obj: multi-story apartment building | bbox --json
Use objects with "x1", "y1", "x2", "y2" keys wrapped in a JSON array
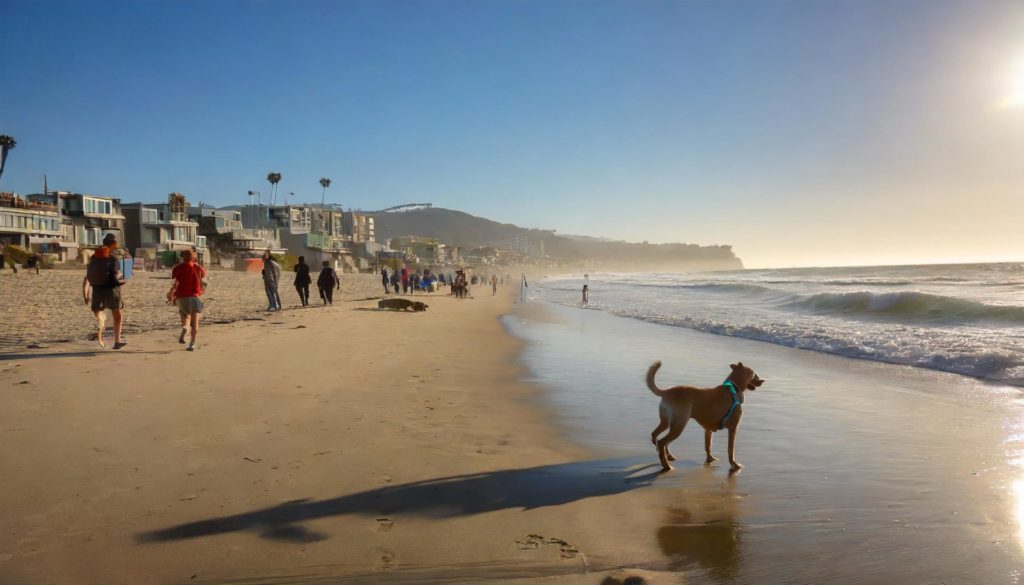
[
  {"x1": 20, "y1": 191, "x2": 125, "y2": 261},
  {"x1": 0, "y1": 192, "x2": 64, "y2": 259},
  {"x1": 122, "y1": 193, "x2": 208, "y2": 266},
  {"x1": 343, "y1": 211, "x2": 375, "y2": 244},
  {"x1": 240, "y1": 203, "x2": 352, "y2": 269},
  {"x1": 389, "y1": 236, "x2": 448, "y2": 264}
]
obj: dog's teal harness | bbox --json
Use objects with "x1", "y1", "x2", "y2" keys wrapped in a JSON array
[{"x1": 719, "y1": 380, "x2": 741, "y2": 429}]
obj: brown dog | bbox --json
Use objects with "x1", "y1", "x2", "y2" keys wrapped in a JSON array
[
  {"x1": 378, "y1": 298, "x2": 428, "y2": 312},
  {"x1": 646, "y1": 361, "x2": 765, "y2": 473}
]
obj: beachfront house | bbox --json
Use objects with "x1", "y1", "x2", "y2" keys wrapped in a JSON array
[
  {"x1": 122, "y1": 193, "x2": 209, "y2": 267},
  {"x1": 190, "y1": 205, "x2": 286, "y2": 269},
  {"x1": 20, "y1": 191, "x2": 126, "y2": 262},
  {"x1": 0, "y1": 192, "x2": 65, "y2": 262},
  {"x1": 389, "y1": 235, "x2": 449, "y2": 265},
  {"x1": 240, "y1": 203, "x2": 355, "y2": 271}
]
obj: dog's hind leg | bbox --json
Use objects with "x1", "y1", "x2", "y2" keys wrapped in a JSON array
[
  {"x1": 657, "y1": 420, "x2": 687, "y2": 472},
  {"x1": 651, "y1": 411, "x2": 669, "y2": 446},
  {"x1": 704, "y1": 429, "x2": 718, "y2": 464}
]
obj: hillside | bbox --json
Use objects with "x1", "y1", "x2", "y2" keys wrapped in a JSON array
[{"x1": 369, "y1": 207, "x2": 743, "y2": 271}]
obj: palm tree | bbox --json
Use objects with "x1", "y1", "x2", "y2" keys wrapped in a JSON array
[
  {"x1": 0, "y1": 135, "x2": 17, "y2": 187},
  {"x1": 319, "y1": 177, "x2": 331, "y2": 232},
  {"x1": 266, "y1": 172, "x2": 282, "y2": 205}
]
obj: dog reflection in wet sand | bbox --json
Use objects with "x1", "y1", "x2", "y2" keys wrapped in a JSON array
[{"x1": 645, "y1": 361, "x2": 765, "y2": 472}]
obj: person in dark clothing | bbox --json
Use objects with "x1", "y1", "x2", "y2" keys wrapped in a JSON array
[
  {"x1": 294, "y1": 256, "x2": 312, "y2": 306},
  {"x1": 381, "y1": 268, "x2": 390, "y2": 294},
  {"x1": 391, "y1": 272, "x2": 400, "y2": 294},
  {"x1": 317, "y1": 260, "x2": 340, "y2": 305}
]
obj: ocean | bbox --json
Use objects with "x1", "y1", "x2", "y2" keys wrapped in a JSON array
[
  {"x1": 532, "y1": 262, "x2": 1024, "y2": 387},
  {"x1": 501, "y1": 264, "x2": 1024, "y2": 582}
]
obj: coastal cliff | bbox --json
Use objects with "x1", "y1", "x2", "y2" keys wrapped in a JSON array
[{"x1": 370, "y1": 207, "x2": 743, "y2": 271}]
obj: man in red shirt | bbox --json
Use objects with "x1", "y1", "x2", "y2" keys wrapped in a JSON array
[{"x1": 167, "y1": 250, "x2": 206, "y2": 351}]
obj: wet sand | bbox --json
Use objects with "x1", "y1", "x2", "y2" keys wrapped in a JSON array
[{"x1": 507, "y1": 302, "x2": 1024, "y2": 584}]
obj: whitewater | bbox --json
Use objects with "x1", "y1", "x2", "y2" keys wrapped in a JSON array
[{"x1": 534, "y1": 263, "x2": 1024, "y2": 387}]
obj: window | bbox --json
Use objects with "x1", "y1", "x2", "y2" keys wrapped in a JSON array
[
  {"x1": 142, "y1": 208, "x2": 158, "y2": 224},
  {"x1": 195, "y1": 236, "x2": 206, "y2": 248},
  {"x1": 84, "y1": 198, "x2": 112, "y2": 215}
]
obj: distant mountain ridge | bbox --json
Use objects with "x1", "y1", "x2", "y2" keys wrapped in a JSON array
[{"x1": 369, "y1": 207, "x2": 742, "y2": 271}]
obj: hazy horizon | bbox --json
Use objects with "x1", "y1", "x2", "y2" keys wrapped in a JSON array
[{"x1": 2, "y1": 0, "x2": 1022, "y2": 269}]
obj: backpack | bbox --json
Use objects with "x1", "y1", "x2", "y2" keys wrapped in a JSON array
[
  {"x1": 317, "y1": 267, "x2": 337, "y2": 288},
  {"x1": 87, "y1": 255, "x2": 117, "y2": 287}
]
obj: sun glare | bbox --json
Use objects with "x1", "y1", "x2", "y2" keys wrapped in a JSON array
[{"x1": 998, "y1": 57, "x2": 1024, "y2": 108}]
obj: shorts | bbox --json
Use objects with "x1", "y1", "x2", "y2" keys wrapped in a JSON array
[
  {"x1": 91, "y1": 286, "x2": 123, "y2": 311},
  {"x1": 176, "y1": 296, "x2": 204, "y2": 317}
]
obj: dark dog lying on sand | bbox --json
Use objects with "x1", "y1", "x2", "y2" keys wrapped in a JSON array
[
  {"x1": 378, "y1": 298, "x2": 428, "y2": 312},
  {"x1": 646, "y1": 361, "x2": 765, "y2": 473}
]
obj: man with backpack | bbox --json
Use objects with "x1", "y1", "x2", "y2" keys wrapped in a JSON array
[
  {"x1": 168, "y1": 249, "x2": 206, "y2": 351},
  {"x1": 82, "y1": 233, "x2": 126, "y2": 349},
  {"x1": 316, "y1": 260, "x2": 340, "y2": 305}
]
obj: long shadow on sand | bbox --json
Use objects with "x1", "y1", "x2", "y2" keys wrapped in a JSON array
[
  {"x1": 0, "y1": 349, "x2": 172, "y2": 361},
  {"x1": 137, "y1": 456, "x2": 671, "y2": 544}
]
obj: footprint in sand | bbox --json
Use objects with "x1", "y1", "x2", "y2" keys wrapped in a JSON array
[
  {"x1": 375, "y1": 517, "x2": 394, "y2": 532},
  {"x1": 377, "y1": 550, "x2": 395, "y2": 569}
]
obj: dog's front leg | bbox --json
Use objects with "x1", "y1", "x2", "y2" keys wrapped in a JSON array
[
  {"x1": 704, "y1": 430, "x2": 717, "y2": 464},
  {"x1": 727, "y1": 427, "x2": 742, "y2": 472}
]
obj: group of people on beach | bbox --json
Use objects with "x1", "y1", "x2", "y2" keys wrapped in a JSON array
[
  {"x1": 261, "y1": 253, "x2": 341, "y2": 309},
  {"x1": 78, "y1": 234, "x2": 520, "y2": 351},
  {"x1": 378, "y1": 267, "x2": 509, "y2": 299},
  {"x1": 80, "y1": 233, "x2": 207, "y2": 351}
]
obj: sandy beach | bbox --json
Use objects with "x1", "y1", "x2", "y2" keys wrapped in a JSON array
[
  {"x1": 0, "y1": 281, "x2": 676, "y2": 584},
  {"x1": 0, "y1": 269, "x2": 383, "y2": 350},
  {"x1": 3, "y1": 271, "x2": 1024, "y2": 584}
]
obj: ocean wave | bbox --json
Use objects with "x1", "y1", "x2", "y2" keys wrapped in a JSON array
[
  {"x1": 787, "y1": 291, "x2": 1024, "y2": 323},
  {"x1": 552, "y1": 302, "x2": 1024, "y2": 386}
]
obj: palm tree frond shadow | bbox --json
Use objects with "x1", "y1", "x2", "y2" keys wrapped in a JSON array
[{"x1": 137, "y1": 457, "x2": 662, "y2": 544}]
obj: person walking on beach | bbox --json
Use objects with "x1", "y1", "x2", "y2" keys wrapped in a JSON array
[
  {"x1": 168, "y1": 249, "x2": 206, "y2": 351},
  {"x1": 391, "y1": 271, "x2": 400, "y2": 294},
  {"x1": 401, "y1": 267, "x2": 409, "y2": 294},
  {"x1": 262, "y1": 252, "x2": 282, "y2": 311},
  {"x1": 82, "y1": 233, "x2": 126, "y2": 349},
  {"x1": 381, "y1": 268, "x2": 390, "y2": 294},
  {"x1": 317, "y1": 260, "x2": 340, "y2": 305},
  {"x1": 294, "y1": 256, "x2": 312, "y2": 306},
  {"x1": 491, "y1": 275, "x2": 498, "y2": 296}
]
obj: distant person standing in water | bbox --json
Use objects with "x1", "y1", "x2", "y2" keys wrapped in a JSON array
[
  {"x1": 168, "y1": 249, "x2": 206, "y2": 351},
  {"x1": 293, "y1": 256, "x2": 312, "y2": 306},
  {"x1": 317, "y1": 260, "x2": 340, "y2": 305},
  {"x1": 582, "y1": 284, "x2": 589, "y2": 306},
  {"x1": 262, "y1": 252, "x2": 282, "y2": 311}
]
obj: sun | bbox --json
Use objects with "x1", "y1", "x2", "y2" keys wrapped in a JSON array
[{"x1": 998, "y1": 57, "x2": 1024, "y2": 108}]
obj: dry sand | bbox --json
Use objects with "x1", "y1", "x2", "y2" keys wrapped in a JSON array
[
  {"x1": 0, "y1": 269, "x2": 382, "y2": 349},
  {"x1": 0, "y1": 282, "x2": 683, "y2": 584}
]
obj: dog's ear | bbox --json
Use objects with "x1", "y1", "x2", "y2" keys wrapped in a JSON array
[
  {"x1": 730, "y1": 363, "x2": 739, "y2": 370},
  {"x1": 737, "y1": 362, "x2": 744, "y2": 369}
]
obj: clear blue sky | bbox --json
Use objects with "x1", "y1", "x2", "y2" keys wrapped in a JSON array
[{"x1": 2, "y1": 0, "x2": 1022, "y2": 267}]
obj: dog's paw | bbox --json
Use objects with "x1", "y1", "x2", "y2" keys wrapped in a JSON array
[
  {"x1": 659, "y1": 464, "x2": 674, "y2": 473},
  {"x1": 705, "y1": 455, "x2": 718, "y2": 464},
  {"x1": 667, "y1": 453, "x2": 677, "y2": 462},
  {"x1": 729, "y1": 462, "x2": 743, "y2": 473}
]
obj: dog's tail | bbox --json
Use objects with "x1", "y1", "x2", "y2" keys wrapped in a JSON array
[{"x1": 646, "y1": 361, "x2": 668, "y2": 397}]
